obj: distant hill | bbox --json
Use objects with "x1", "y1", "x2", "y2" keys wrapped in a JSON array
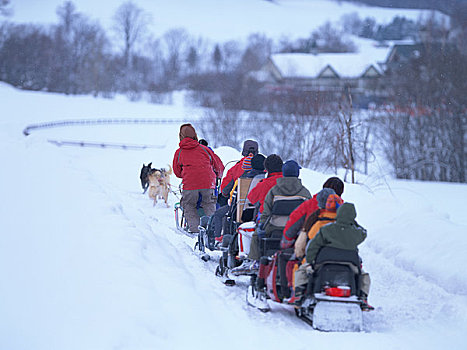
[{"x1": 343, "y1": 0, "x2": 467, "y2": 25}]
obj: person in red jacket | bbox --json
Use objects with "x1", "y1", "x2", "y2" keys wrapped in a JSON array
[
  {"x1": 246, "y1": 154, "x2": 283, "y2": 219},
  {"x1": 173, "y1": 124, "x2": 224, "y2": 233},
  {"x1": 281, "y1": 177, "x2": 344, "y2": 248},
  {"x1": 219, "y1": 140, "x2": 258, "y2": 205}
]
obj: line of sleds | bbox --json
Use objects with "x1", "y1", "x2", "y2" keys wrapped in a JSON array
[{"x1": 173, "y1": 176, "x2": 371, "y2": 332}]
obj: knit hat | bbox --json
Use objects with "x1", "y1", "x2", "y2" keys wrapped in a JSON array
[
  {"x1": 325, "y1": 194, "x2": 344, "y2": 212},
  {"x1": 241, "y1": 140, "x2": 258, "y2": 157},
  {"x1": 317, "y1": 188, "x2": 336, "y2": 209},
  {"x1": 251, "y1": 154, "x2": 266, "y2": 171},
  {"x1": 179, "y1": 123, "x2": 198, "y2": 141},
  {"x1": 242, "y1": 154, "x2": 253, "y2": 171},
  {"x1": 264, "y1": 154, "x2": 283, "y2": 173},
  {"x1": 322, "y1": 177, "x2": 344, "y2": 196},
  {"x1": 282, "y1": 160, "x2": 301, "y2": 177}
]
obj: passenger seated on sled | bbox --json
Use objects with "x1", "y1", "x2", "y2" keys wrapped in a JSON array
[
  {"x1": 246, "y1": 154, "x2": 284, "y2": 222},
  {"x1": 231, "y1": 160, "x2": 311, "y2": 275},
  {"x1": 209, "y1": 153, "x2": 265, "y2": 241},
  {"x1": 254, "y1": 189, "x2": 342, "y2": 303},
  {"x1": 291, "y1": 188, "x2": 342, "y2": 259},
  {"x1": 218, "y1": 140, "x2": 259, "y2": 207},
  {"x1": 281, "y1": 177, "x2": 345, "y2": 250},
  {"x1": 294, "y1": 202, "x2": 372, "y2": 308},
  {"x1": 235, "y1": 153, "x2": 267, "y2": 222}
]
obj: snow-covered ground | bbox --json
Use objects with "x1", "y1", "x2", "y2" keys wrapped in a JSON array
[
  {"x1": 8, "y1": 0, "x2": 437, "y2": 42},
  {"x1": 1, "y1": 82, "x2": 467, "y2": 349}
]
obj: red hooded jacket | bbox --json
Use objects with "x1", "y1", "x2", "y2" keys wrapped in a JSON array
[
  {"x1": 173, "y1": 138, "x2": 224, "y2": 190},
  {"x1": 220, "y1": 156, "x2": 248, "y2": 197},
  {"x1": 246, "y1": 172, "x2": 283, "y2": 213}
]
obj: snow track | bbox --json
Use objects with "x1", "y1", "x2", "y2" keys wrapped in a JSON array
[
  {"x1": 18, "y1": 133, "x2": 465, "y2": 349},
  {"x1": 97, "y1": 172, "x2": 467, "y2": 347}
]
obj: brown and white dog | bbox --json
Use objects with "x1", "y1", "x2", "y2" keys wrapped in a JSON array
[{"x1": 147, "y1": 165, "x2": 173, "y2": 207}]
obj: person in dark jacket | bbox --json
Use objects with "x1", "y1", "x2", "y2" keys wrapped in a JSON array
[
  {"x1": 231, "y1": 160, "x2": 311, "y2": 275},
  {"x1": 172, "y1": 124, "x2": 224, "y2": 233},
  {"x1": 294, "y1": 202, "x2": 371, "y2": 308}
]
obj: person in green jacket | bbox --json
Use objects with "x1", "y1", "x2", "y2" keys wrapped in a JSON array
[
  {"x1": 295, "y1": 202, "x2": 372, "y2": 308},
  {"x1": 306, "y1": 202, "x2": 366, "y2": 263}
]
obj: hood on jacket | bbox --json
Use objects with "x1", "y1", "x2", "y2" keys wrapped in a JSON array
[
  {"x1": 179, "y1": 123, "x2": 198, "y2": 141},
  {"x1": 335, "y1": 202, "x2": 357, "y2": 224},
  {"x1": 179, "y1": 137, "x2": 201, "y2": 149},
  {"x1": 275, "y1": 176, "x2": 304, "y2": 195}
]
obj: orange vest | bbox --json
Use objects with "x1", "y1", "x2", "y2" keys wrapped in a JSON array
[{"x1": 307, "y1": 211, "x2": 337, "y2": 240}]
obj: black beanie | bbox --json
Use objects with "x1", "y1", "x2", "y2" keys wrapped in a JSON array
[
  {"x1": 241, "y1": 140, "x2": 258, "y2": 157},
  {"x1": 251, "y1": 154, "x2": 266, "y2": 171},
  {"x1": 322, "y1": 177, "x2": 344, "y2": 196},
  {"x1": 264, "y1": 154, "x2": 283, "y2": 173}
]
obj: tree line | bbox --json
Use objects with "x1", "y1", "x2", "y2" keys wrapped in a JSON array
[{"x1": 1, "y1": 0, "x2": 465, "y2": 183}]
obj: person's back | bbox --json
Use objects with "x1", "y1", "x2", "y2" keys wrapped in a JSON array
[
  {"x1": 260, "y1": 160, "x2": 311, "y2": 233},
  {"x1": 247, "y1": 154, "x2": 283, "y2": 216},
  {"x1": 175, "y1": 138, "x2": 218, "y2": 190},
  {"x1": 294, "y1": 192, "x2": 343, "y2": 259},
  {"x1": 306, "y1": 202, "x2": 367, "y2": 264},
  {"x1": 260, "y1": 175, "x2": 311, "y2": 235},
  {"x1": 172, "y1": 123, "x2": 224, "y2": 233}
]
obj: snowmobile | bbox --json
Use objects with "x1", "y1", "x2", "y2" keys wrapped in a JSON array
[
  {"x1": 250, "y1": 246, "x2": 370, "y2": 331},
  {"x1": 296, "y1": 246, "x2": 370, "y2": 331}
]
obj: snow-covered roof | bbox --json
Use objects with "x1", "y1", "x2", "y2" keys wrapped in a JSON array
[{"x1": 270, "y1": 44, "x2": 392, "y2": 79}]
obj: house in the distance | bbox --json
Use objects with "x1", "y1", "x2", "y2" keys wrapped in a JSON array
[
  {"x1": 384, "y1": 43, "x2": 424, "y2": 71},
  {"x1": 251, "y1": 43, "x2": 393, "y2": 107}
]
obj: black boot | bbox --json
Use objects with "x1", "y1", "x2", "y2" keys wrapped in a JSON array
[{"x1": 293, "y1": 286, "x2": 306, "y2": 306}]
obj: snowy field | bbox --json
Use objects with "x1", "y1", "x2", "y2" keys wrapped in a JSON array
[
  {"x1": 8, "y1": 0, "x2": 437, "y2": 42},
  {"x1": 1, "y1": 82, "x2": 467, "y2": 349}
]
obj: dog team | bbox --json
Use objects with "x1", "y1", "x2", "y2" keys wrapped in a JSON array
[{"x1": 139, "y1": 162, "x2": 173, "y2": 207}]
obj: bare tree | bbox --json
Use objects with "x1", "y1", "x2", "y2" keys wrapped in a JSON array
[
  {"x1": 0, "y1": 0, "x2": 12, "y2": 17},
  {"x1": 221, "y1": 40, "x2": 241, "y2": 72},
  {"x1": 162, "y1": 28, "x2": 189, "y2": 87},
  {"x1": 112, "y1": 1, "x2": 150, "y2": 68},
  {"x1": 199, "y1": 108, "x2": 246, "y2": 149},
  {"x1": 312, "y1": 21, "x2": 357, "y2": 53},
  {"x1": 380, "y1": 35, "x2": 466, "y2": 182},
  {"x1": 212, "y1": 44, "x2": 222, "y2": 72},
  {"x1": 238, "y1": 33, "x2": 272, "y2": 73},
  {"x1": 332, "y1": 91, "x2": 356, "y2": 182}
]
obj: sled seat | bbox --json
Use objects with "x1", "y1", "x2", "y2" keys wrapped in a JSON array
[
  {"x1": 312, "y1": 247, "x2": 361, "y2": 295},
  {"x1": 236, "y1": 178, "x2": 253, "y2": 223}
]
